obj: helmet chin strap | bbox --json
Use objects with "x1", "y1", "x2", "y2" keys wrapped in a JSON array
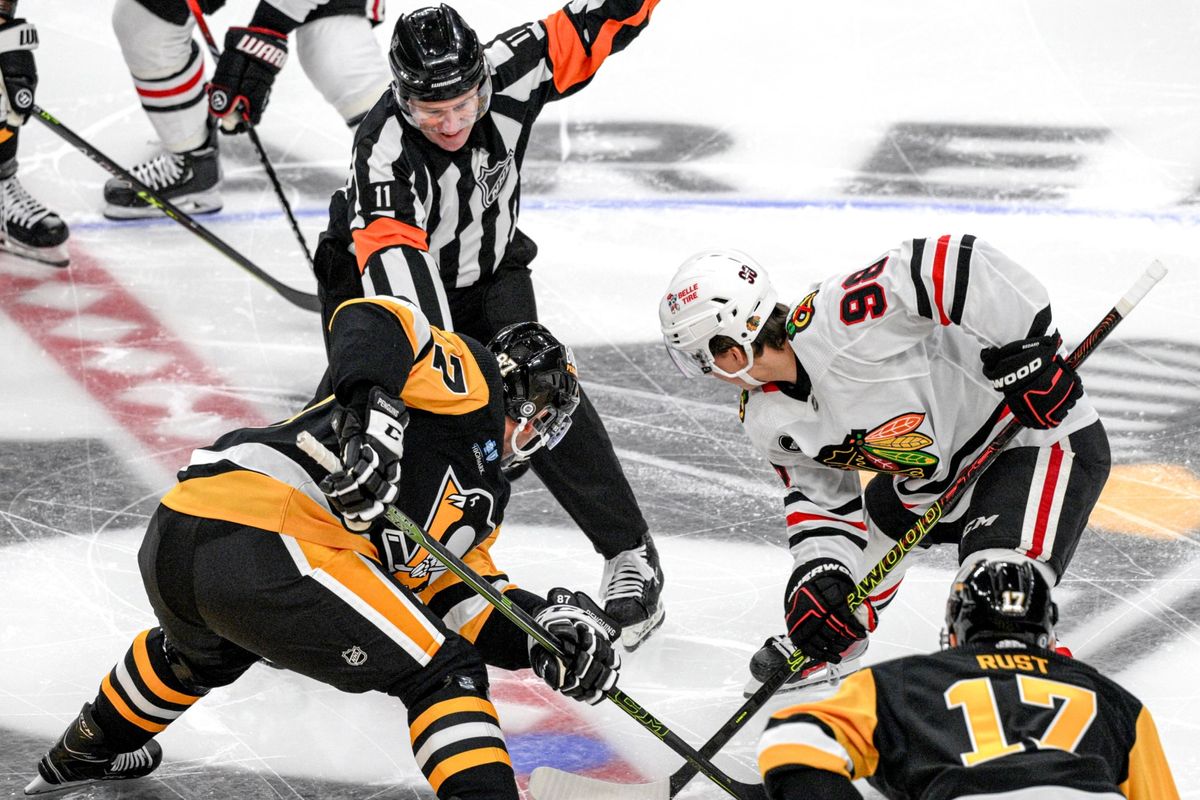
[
  {"x1": 503, "y1": 416, "x2": 544, "y2": 466},
  {"x1": 709, "y1": 344, "x2": 766, "y2": 386}
]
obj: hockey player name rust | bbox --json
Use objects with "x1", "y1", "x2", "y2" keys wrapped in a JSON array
[{"x1": 976, "y1": 653, "x2": 1051, "y2": 674}]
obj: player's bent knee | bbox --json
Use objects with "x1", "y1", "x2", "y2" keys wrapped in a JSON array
[
  {"x1": 112, "y1": 0, "x2": 198, "y2": 76},
  {"x1": 295, "y1": 15, "x2": 389, "y2": 124}
]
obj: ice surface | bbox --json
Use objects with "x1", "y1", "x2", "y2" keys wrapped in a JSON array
[{"x1": 2, "y1": 1, "x2": 1198, "y2": 798}]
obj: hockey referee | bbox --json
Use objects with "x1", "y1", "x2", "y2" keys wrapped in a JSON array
[{"x1": 314, "y1": 2, "x2": 666, "y2": 649}]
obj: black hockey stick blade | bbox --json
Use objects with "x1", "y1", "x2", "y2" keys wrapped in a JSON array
[{"x1": 31, "y1": 105, "x2": 320, "y2": 312}]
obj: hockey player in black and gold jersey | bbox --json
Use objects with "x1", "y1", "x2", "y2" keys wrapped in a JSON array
[
  {"x1": 24, "y1": 297, "x2": 621, "y2": 800},
  {"x1": 757, "y1": 559, "x2": 1179, "y2": 800},
  {"x1": 316, "y1": 0, "x2": 668, "y2": 649}
]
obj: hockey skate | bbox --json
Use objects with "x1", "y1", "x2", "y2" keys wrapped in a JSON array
[
  {"x1": 742, "y1": 634, "x2": 869, "y2": 698},
  {"x1": 24, "y1": 703, "x2": 163, "y2": 795},
  {"x1": 0, "y1": 165, "x2": 69, "y2": 267},
  {"x1": 600, "y1": 533, "x2": 665, "y2": 651},
  {"x1": 104, "y1": 135, "x2": 221, "y2": 220}
]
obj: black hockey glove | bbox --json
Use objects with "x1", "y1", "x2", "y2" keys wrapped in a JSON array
[
  {"x1": 0, "y1": 18, "x2": 38, "y2": 126},
  {"x1": 784, "y1": 559, "x2": 876, "y2": 664},
  {"x1": 980, "y1": 335, "x2": 1082, "y2": 430},
  {"x1": 529, "y1": 588, "x2": 622, "y2": 705},
  {"x1": 207, "y1": 26, "x2": 287, "y2": 133},
  {"x1": 319, "y1": 387, "x2": 408, "y2": 528}
]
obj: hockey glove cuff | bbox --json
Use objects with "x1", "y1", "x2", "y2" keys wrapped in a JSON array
[
  {"x1": 784, "y1": 559, "x2": 876, "y2": 664},
  {"x1": 529, "y1": 588, "x2": 621, "y2": 705},
  {"x1": 319, "y1": 387, "x2": 407, "y2": 526},
  {"x1": 0, "y1": 19, "x2": 37, "y2": 126},
  {"x1": 207, "y1": 26, "x2": 287, "y2": 132},
  {"x1": 981, "y1": 334, "x2": 1082, "y2": 429}
]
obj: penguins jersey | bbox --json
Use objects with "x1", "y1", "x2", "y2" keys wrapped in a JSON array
[
  {"x1": 322, "y1": 0, "x2": 662, "y2": 329},
  {"x1": 159, "y1": 296, "x2": 517, "y2": 645},
  {"x1": 740, "y1": 235, "x2": 1099, "y2": 573},
  {"x1": 757, "y1": 644, "x2": 1179, "y2": 800}
]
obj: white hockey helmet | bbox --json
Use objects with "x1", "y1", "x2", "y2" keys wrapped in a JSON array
[{"x1": 658, "y1": 249, "x2": 778, "y2": 384}]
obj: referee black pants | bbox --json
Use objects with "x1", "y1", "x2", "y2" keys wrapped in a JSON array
[{"x1": 447, "y1": 251, "x2": 649, "y2": 559}]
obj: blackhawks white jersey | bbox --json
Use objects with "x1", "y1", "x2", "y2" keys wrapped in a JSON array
[{"x1": 741, "y1": 235, "x2": 1098, "y2": 572}]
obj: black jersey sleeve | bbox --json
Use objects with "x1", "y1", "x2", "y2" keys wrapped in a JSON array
[{"x1": 328, "y1": 298, "x2": 424, "y2": 408}]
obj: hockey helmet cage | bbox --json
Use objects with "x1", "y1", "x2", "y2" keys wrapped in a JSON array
[
  {"x1": 943, "y1": 559, "x2": 1058, "y2": 650},
  {"x1": 488, "y1": 322, "x2": 581, "y2": 465},
  {"x1": 389, "y1": 5, "x2": 491, "y2": 121},
  {"x1": 658, "y1": 249, "x2": 778, "y2": 382}
]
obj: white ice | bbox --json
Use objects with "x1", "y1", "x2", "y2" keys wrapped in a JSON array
[{"x1": 2, "y1": 1, "x2": 1199, "y2": 798}]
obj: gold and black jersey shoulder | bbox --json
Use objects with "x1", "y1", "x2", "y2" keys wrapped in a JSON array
[
  {"x1": 866, "y1": 645, "x2": 1159, "y2": 798},
  {"x1": 328, "y1": 296, "x2": 496, "y2": 417},
  {"x1": 760, "y1": 645, "x2": 1178, "y2": 799}
]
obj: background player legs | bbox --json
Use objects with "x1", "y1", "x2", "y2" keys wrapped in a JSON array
[
  {"x1": 105, "y1": 0, "x2": 220, "y2": 218},
  {"x1": 294, "y1": 14, "x2": 389, "y2": 127},
  {"x1": 0, "y1": 127, "x2": 69, "y2": 263}
]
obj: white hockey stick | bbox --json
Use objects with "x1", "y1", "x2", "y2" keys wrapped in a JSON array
[{"x1": 528, "y1": 260, "x2": 1168, "y2": 800}]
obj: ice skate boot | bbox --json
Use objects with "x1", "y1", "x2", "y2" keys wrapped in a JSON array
[
  {"x1": 0, "y1": 160, "x2": 69, "y2": 267},
  {"x1": 24, "y1": 703, "x2": 162, "y2": 795},
  {"x1": 743, "y1": 634, "x2": 869, "y2": 698},
  {"x1": 601, "y1": 533, "x2": 665, "y2": 651},
  {"x1": 104, "y1": 129, "x2": 221, "y2": 219}
]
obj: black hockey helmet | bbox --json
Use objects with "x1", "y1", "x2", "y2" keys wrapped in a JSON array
[
  {"x1": 389, "y1": 5, "x2": 489, "y2": 104},
  {"x1": 487, "y1": 322, "x2": 581, "y2": 464},
  {"x1": 944, "y1": 559, "x2": 1058, "y2": 649}
]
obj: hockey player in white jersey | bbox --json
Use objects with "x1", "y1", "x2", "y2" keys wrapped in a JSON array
[
  {"x1": 103, "y1": 0, "x2": 390, "y2": 218},
  {"x1": 658, "y1": 237, "x2": 1110, "y2": 693}
]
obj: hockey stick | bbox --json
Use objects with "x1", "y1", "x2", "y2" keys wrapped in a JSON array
[
  {"x1": 294, "y1": 431, "x2": 767, "y2": 800},
  {"x1": 31, "y1": 105, "x2": 320, "y2": 312},
  {"x1": 185, "y1": 0, "x2": 315, "y2": 271},
  {"x1": 529, "y1": 260, "x2": 1169, "y2": 800}
]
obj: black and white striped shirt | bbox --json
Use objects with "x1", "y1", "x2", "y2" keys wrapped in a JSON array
[{"x1": 320, "y1": 0, "x2": 662, "y2": 329}]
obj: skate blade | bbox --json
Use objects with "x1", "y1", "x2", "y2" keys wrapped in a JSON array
[
  {"x1": 0, "y1": 239, "x2": 68, "y2": 268},
  {"x1": 103, "y1": 192, "x2": 222, "y2": 220},
  {"x1": 24, "y1": 773, "x2": 86, "y2": 795},
  {"x1": 741, "y1": 659, "x2": 865, "y2": 698},
  {"x1": 619, "y1": 604, "x2": 665, "y2": 652}
]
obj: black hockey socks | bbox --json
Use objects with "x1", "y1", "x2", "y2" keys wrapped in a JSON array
[
  {"x1": 88, "y1": 628, "x2": 207, "y2": 753},
  {"x1": 406, "y1": 675, "x2": 518, "y2": 800}
]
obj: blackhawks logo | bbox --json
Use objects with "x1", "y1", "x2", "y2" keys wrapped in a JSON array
[
  {"x1": 816, "y1": 412, "x2": 939, "y2": 478},
  {"x1": 786, "y1": 291, "x2": 818, "y2": 337}
]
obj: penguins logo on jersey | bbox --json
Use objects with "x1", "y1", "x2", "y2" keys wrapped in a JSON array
[
  {"x1": 378, "y1": 466, "x2": 497, "y2": 591},
  {"x1": 816, "y1": 412, "x2": 939, "y2": 478},
  {"x1": 786, "y1": 291, "x2": 819, "y2": 337},
  {"x1": 477, "y1": 149, "x2": 515, "y2": 208}
]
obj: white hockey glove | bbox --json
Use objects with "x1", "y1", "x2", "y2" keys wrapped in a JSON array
[
  {"x1": 0, "y1": 18, "x2": 38, "y2": 126},
  {"x1": 319, "y1": 387, "x2": 407, "y2": 528},
  {"x1": 529, "y1": 588, "x2": 621, "y2": 705}
]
